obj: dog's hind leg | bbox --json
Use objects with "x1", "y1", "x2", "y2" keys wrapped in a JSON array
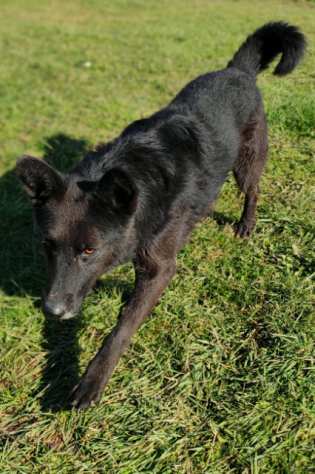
[{"x1": 233, "y1": 106, "x2": 268, "y2": 238}]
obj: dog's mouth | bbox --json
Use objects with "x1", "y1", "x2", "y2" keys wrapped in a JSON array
[
  {"x1": 42, "y1": 298, "x2": 81, "y2": 320},
  {"x1": 59, "y1": 311, "x2": 77, "y2": 321},
  {"x1": 42, "y1": 289, "x2": 84, "y2": 320}
]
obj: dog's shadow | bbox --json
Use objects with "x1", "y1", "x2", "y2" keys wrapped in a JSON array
[{"x1": 0, "y1": 133, "x2": 132, "y2": 411}]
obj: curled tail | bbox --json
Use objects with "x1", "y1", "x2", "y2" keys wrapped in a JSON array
[{"x1": 228, "y1": 22, "x2": 306, "y2": 76}]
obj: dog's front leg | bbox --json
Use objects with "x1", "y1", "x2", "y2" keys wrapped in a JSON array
[{"x1": 71, "y1": 255, "x2": 176, "y2": 409}]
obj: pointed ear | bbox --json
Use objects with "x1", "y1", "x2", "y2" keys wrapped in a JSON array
[
  {"x1": 78, "y1": 167, "x2": 138, "y2": 214},
  {"x1": 15, "y1": 155, "x2": 65, "y2": 205}
]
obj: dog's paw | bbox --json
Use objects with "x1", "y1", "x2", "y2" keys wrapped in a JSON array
[
  {"x1": 70, "y1": 376, "x2": 103, "y2": 410},
  {"x1": 234, "y1": 220, "x2": 255, "y2": 239}
]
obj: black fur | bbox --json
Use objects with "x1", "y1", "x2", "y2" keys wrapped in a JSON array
[
  {"x1": 228, "y1": 21, "x2": 306, "y2": 76},
  {"x1": 16, "y1": 22, "x2": 306, "y2": 408}
]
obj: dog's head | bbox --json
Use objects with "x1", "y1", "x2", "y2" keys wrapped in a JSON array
[{"x1": 16, "y1": 156, "x2": 138, "y2": 319}]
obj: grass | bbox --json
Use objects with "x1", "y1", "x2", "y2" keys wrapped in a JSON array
[{"x1": 0, "y1": 0, "x2": 314, "y2": 472}]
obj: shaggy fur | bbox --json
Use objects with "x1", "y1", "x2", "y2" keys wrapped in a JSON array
[{"x1": 16, "y1": 22, "x2": 306, "y2": 408}]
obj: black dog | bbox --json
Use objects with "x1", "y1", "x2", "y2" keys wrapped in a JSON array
[{"x1": 16, "y1": 22, "x2": 306, "y2": 409}]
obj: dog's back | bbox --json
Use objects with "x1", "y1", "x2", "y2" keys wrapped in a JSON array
[{"x1": 75, "y1": 22, "x2": 306, "y2": 237}]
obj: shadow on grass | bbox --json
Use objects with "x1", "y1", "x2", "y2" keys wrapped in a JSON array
[
  {"x1": 212, "y1": 210, "x2": 236, "y2": 228},
  {"x1": 38, "y1": 314, "x2": 84, "y2": 412}
]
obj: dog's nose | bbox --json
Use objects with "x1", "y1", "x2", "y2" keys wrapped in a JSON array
[{"x1": 43, "y1": 300, "x2": 66, "y2": 317}]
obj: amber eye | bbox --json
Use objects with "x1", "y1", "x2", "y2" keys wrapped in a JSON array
[{"x1": 82, "y1": 247, "x2": 95, "y2": 255}]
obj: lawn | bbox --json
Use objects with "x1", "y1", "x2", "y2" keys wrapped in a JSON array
[{"x1": 0, "y1": 0, "x2": 314, "y2": 472}]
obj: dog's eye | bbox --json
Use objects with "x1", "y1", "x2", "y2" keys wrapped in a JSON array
[{"x1": 82, "y1": 247, "x2": 95, "y2": 256}]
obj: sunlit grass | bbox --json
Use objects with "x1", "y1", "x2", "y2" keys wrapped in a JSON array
[{"x1": 0, "y1": 0, "x2": 314, "y2": 472}]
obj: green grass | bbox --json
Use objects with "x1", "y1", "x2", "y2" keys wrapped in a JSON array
[{"x1": 0, "y1": 0, "x2": 314, "y2": 472}]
